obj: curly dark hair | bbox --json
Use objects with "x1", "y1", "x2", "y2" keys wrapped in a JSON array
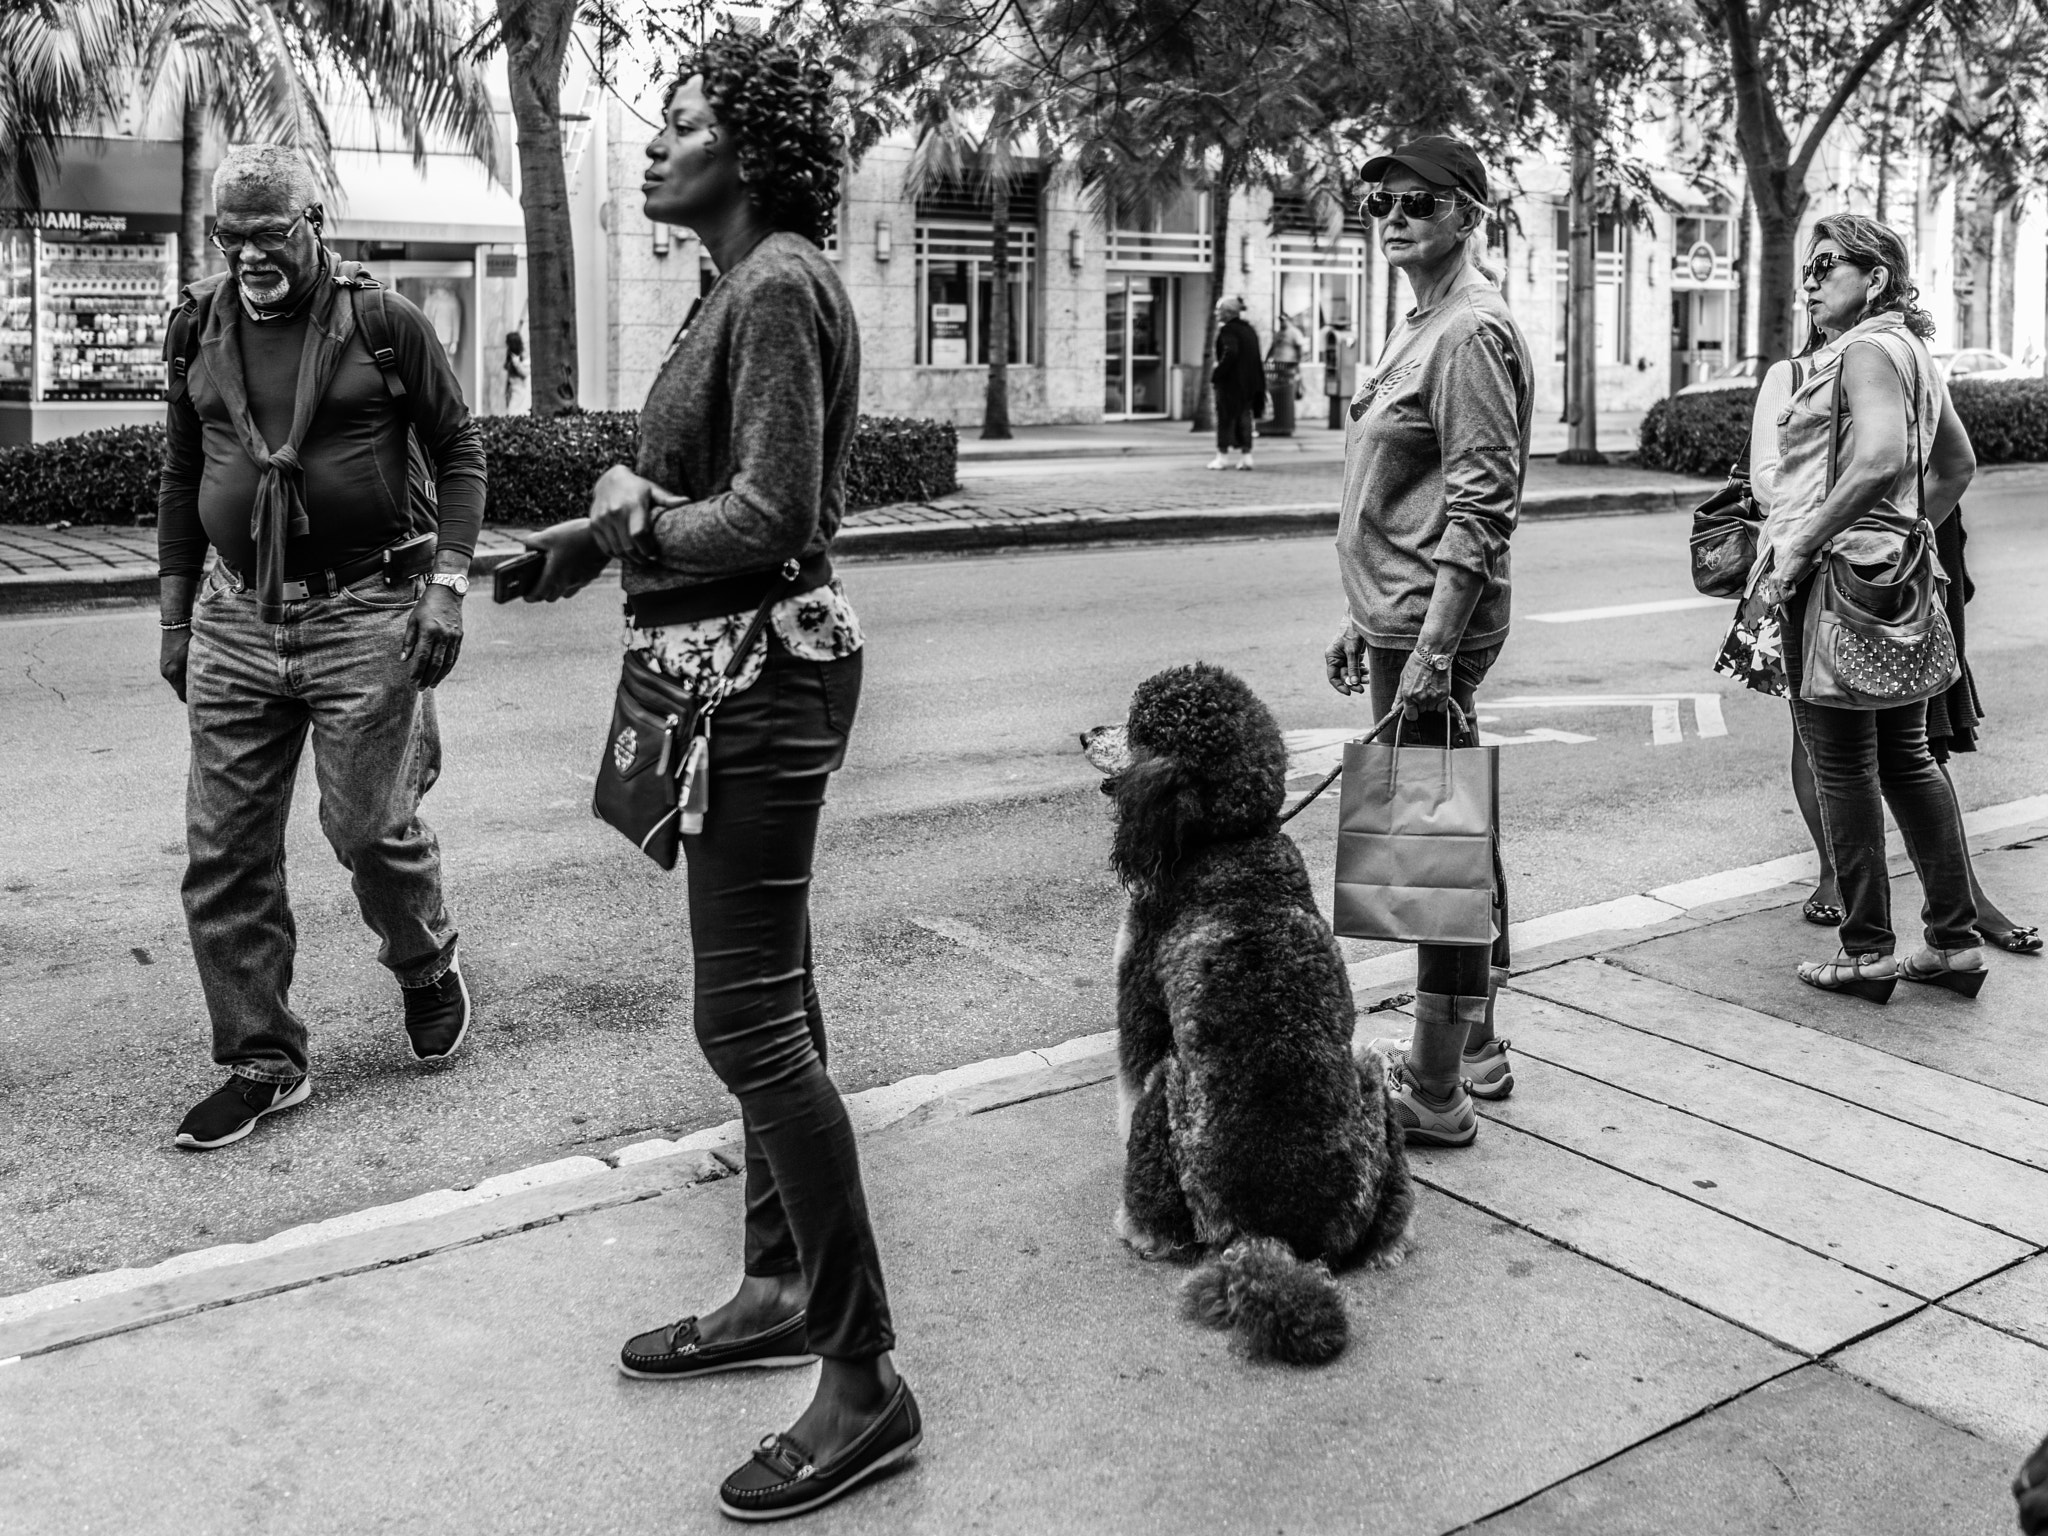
[
  {"x1": 673, "y1": 30, "x2": 842, "y2": 245},
  {"x1": 1809, "y1": 212, "x2": 1937, "y2": 342}
]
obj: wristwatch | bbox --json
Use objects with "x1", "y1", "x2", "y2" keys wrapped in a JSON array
[
  {"x1": 1413, "y1": 645, "x2": 1454, "y2": 673},
  {"x1": 427, "y1": 572, "x2": 470, "y2": 598}
]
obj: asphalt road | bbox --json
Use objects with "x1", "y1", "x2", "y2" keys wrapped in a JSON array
[{"x1": 3, "y1": 468, "x2": 2045, "y2": 1297}]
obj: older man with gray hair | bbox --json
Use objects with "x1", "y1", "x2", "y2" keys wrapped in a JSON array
[{"x1": 157, "y1": 144, "x2": 488, "y2": 1149}]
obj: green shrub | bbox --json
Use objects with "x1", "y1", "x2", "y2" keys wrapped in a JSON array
[
  {"x1": 0, "y1": 425, "x2": 162, "y2": 525},
  {"x1": 1637, "y1": 374, "x2": 2048, "y2": 475},
  {"x1": 1636, "y1": 390, "x2": 1756, "y2": 477},
  {"x1": 0, "y1": 410, "x2": 959, "y2": 526},
  {"x1": 1949, "y1": 377, "x2": 2048, "y2": 462}
]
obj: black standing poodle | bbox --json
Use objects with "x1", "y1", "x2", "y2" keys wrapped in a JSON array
[{"x1": 1092, "y1": 662, "x2": 1413, "y2": 1365}]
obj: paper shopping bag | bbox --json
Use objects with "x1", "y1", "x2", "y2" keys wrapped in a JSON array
[{"x1": 1333, "y1": 718, "x2": 1499, "y2": 946}]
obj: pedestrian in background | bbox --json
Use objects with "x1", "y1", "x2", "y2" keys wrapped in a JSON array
[
  {"x1": 1327, "y1": 136, "x2": 1532, "y2": 1147},
  {"x1": 520, "y1": 29, "x2": 917, "y2": 1522},
  {"x1": 157, "y1": 145, "x2": 484, "y2": 1151},
  {"x1": 1751, "y1": 214, "x2": 1985, "y2": 1004},
  {"x1": 1208, "y1": 295, "x2": 1266, "y2": 470},
  {"x1": 1265, "y1": 313, "x2": 1305, "y2": 438}
]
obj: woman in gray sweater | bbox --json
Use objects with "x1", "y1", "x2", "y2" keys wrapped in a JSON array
[
  {"x1": 524, "y1": 32, "x2": 917, "y2": 1520},
  {"x1": 1332, "y1": 137, "x2": 1532, "y2": 1151}
]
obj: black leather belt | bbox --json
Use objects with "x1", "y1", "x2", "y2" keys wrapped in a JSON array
[
  {"x1": 623, "y1": 549, "x2": 833, "y2": 628},
  {"x1": 224, "y1": 535, "x2": 435, "y2": 601}
]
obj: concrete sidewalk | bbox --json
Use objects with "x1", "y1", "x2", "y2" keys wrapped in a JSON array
[{"x1": 4, "y1": 829, "x2": 2043, "y2": 1534}]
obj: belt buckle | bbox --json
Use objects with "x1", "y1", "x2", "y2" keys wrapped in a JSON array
[{"x1": 281, "y1": 577, "x2": 311, "y2": 601}]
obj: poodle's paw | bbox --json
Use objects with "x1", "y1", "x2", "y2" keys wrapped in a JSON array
[
  {"x1": 1115, "y1": 1201, "x2": 1190, "y2": 1262},
  {"x1": 1361, "y1": 1233, "x2": 1413, "y2": 1271}
]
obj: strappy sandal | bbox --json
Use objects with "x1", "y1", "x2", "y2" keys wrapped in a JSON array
[
  {"x1": 1795, "y1": 951, "x2": 1895, "y2": 1005},
  {"x1": 1977, "y1": 923, "x2": 2043, "y2": 955},
  {"x1": 1897, "y1": 945, "x2": 1990, "y2": 998},
  {"x1": 1802, "y1": 897, "x2": 1845, "y2": 927}
]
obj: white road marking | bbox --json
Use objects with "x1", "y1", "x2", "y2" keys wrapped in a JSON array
[
  {"x1": 906, "y1": 913, "x2": 1074, "y2": 990},
  {"x1": 9, "y1": 793, "x2": 2044, "y2": 1332},
  {"x1": 1486, "y1": 694, "x2": 1731, "y2": 746},
  {"x1": 1526, "y1": 596, "x2": 1726, "y2": 624}
]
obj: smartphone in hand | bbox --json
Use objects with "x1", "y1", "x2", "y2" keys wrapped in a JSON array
[{"x1": 492, "y1": 549, "x2": 546, "y2": 604}]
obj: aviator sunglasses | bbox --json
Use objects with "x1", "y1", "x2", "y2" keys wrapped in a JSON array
[{"x1": 1361, "y1": 187, "x2": 1469, "y2": 221}]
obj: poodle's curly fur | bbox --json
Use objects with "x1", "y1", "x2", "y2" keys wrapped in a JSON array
[{"x1": 1108, "y1": 663, "x2": 1414, "y2": 1366}]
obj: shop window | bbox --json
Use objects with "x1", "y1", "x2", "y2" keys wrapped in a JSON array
[
  {"x1": 1674, "y1": 215, "x2": 1733, "y2": 258},
  {"x1": 1, "y1": 226, "x2": 177, "y2": 402},
  {"x1": 915, "y1": 226, "x2": 1036, "y2": 367},
  {"x1": 1551, "y1": 205, "x2": 1629, "y2": 365}
]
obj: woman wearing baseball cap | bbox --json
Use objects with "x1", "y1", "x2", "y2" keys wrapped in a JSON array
[{"x1": 1334, "y1": 136, "x2": 1533, "y2": 1150}]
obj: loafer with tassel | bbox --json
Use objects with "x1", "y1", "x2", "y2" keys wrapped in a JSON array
[
  {"x1": 617, "y1": 1312, "x2": 815, "y2": 1380},
  {"x1": 717, "y1": 1377, "x2": 922, "y2": 1521}
]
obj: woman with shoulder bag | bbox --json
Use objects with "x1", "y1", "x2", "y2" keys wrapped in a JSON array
[
  {"x1": 521, "y1": 31, "x2": 917, "y2": 1520},
  {"x1": 1326, "y1": 137, "x2": 1533, "y2": 1147},
  {"x1": 1750, "y1": 214, "x2": 1984, "y2": 1003}
]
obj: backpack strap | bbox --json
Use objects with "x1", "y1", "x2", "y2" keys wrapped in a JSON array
[
  {"x1": 161, "y1": 273, "x2": 231, "y2": 406},
  {"x1": 337, "y1": 266, "x2": 406, "y2": 402}
]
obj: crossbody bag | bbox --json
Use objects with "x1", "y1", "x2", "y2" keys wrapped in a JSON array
[{"x1": 592, "y1": 557, "x2": 806, "y2": 869}]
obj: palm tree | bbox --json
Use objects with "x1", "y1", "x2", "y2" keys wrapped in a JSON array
[{"x1": 2, "y1": 0, "x2": 500, "y2": 290}]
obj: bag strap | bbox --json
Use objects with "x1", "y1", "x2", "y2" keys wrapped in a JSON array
[
  {"x1": 1277, "y1": 701, "x2": 1473, "y2": 826},
  {"x1": 690, "y1": 558, "x2": 808, "y2": 727}
]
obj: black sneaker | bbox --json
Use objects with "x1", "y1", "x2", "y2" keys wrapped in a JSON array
[
  {"x1": 618, "y1": 1312, "x2": 815, "y2": 1380},
  {"x1": 717, "y1": 1377, "x2": 922, "y2": 1521},
  {"x1": 403, "y1": 950, "x2": 472, "y2": 1061},
  {"x1": 174, "y1": 1074, "x2": 311, "y2": 1150}
]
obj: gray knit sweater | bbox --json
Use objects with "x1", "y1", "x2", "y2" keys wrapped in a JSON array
[{"x1": 626, "y1": 232, "x2": 859, "y2": 597}]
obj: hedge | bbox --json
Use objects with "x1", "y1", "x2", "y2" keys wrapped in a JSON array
[
  {"x1": 0, "y1": 410, "x2": 960, "y2": 527},
  {"x1": 1637, "y1": 374, "x2": 2048, "y2": 475}
]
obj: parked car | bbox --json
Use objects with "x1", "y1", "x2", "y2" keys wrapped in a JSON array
[
  {"x1": 1932, "y1": 348, "x2": 2039, "y2": 384},
  {"x1": 1675, "y1": 356, "x2": 1763, "y2": 395}
]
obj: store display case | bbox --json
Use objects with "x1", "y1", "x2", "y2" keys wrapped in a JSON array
[
  {"x1": 34, "y1": 231, "x2": 176, "y2": 401},
  {"x1": 0, "y1": 229, "x2": 32, "y2": 401}
]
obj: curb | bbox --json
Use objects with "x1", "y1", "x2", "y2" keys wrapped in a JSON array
[{"x1": 0, "y1": 486, "x2": 1716, "y2": 608}]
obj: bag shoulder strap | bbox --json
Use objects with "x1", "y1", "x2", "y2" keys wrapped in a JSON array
[
  {"x1": 162, "y1": 274, "x2": 231, "y2": 405},
  {"x1": 339, "y1": 273, "x2": 406, "y2": 401},
  {"x1": 695, "y1": 559, "x2": 810, "y2": 723}
]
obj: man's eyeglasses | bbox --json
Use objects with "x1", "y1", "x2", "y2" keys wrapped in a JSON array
[
  {"x1": 1801, "y1": 251, "x2": 1861, "y2": 284},
  {"x1": 1361, "y1": 188, "x2": 1469, "y2": 221},
  {"x1": 210, "y1": 211, "x2": 312, "y2": 256}
]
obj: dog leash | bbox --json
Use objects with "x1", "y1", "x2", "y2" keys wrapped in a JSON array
[{"x1": 1277, "y1": 704, "x2": 1470, "y2": 826}]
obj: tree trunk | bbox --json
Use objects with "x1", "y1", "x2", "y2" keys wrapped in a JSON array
[
  {"x1": 1744, "y1": 182, "x2": 1810, "y2": 368},
  {"x1": 1994, "y1": 197, "x2": 2018, "y2": 355},
  {"x1": 1953, "y1": 168, "x2": 1995, "y2": 349},
  {"x1": 1193, "y1": 157, "x2": 1237, "y2": 434},
  {"x1": 982, "y1": 193, "x2": 1012, "y2": 439},
  {"x1": 179, "y1": 92, "x2": 208, "y2": 291},
  {"x1": 501, "y1": 0, "x2": 578, "y2": 416},
  {"x1": 1559, "y1": 25, "x2": 1604, "y2": 465},
  {"x1": 1733, "y1": 185, "x2": 1752, "y2": 360}
]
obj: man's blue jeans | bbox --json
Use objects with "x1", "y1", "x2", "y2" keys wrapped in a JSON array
[{"x1": 183, "y1": 561, "x2": 458, "y2": 1083}]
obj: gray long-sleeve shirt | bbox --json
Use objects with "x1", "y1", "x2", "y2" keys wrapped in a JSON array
[
  {"x1": 627, "y1": 232, "x2": 858, "y2": 596},
  {"x1": 1335, "y1": 279, "x2": 1531, "y2": 649}
]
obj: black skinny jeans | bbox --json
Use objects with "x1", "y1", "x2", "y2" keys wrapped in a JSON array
[
  {"x1": 680, "y1": 635, "x2": 893, "y2": 1361},
  {"x1": 1783, "y1": 575, "x2": 1976, "y2": 956},
  {"x1": 1367, "y1": 644, "x2": 1511, "y2": 996}
]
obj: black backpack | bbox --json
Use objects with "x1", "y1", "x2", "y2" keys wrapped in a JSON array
[{"x1": 164, "y1": 261, "x2": 439, "y2": 534}]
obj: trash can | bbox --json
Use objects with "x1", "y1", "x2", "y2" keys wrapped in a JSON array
[{"x1": 1265, "y1": 364, "x2": 1297, "y2": 436}]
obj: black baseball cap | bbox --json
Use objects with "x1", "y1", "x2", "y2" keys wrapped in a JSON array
[{"x1": 1359, "y1": 136, "x2": 1490, "y2": 203}]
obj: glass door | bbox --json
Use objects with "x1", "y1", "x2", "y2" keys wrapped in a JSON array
[{"x1": 1104, "y1": 273, "x2": 1173, "y2": 418}]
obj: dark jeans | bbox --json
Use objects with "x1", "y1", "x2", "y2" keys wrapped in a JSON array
[
  {"x1": 681, "y1": 636, "x2": 893, "y2": 1362},
  {"x1": 1367, "y1": 644, "x2": 1510, "y2": 996},
  {"x1": 184, "y1": 561, "x2": 457, "y2": 1083},
  {"x1": 1784, "y1": 576, "x2": 1976, "y2": 955},
  {"x1": 1215, "y1": 393, "x2": 1255, "y2": 452}
]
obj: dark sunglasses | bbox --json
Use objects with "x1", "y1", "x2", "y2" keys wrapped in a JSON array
[
  {"x1": 1801, "y1": 251, "x2": 1862, "y2": 284},
  {"x1": 210, "y1": 209, "x2": 314, "y2": 256},
  {"x1": 1362, "y1": 188, "x2": 1468, "y2": 221}
]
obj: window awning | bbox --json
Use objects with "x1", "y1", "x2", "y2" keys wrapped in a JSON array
[{"x1": 324, "y1": 151, "x2": 523, "y2": 244}]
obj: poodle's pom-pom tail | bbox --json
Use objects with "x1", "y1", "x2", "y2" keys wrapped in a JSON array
[{"x1": 1180, "y1": 1237, "x2": 1349, "y2": 1366}]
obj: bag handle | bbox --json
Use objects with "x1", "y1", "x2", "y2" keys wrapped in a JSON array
[
  {"x1": 687, "y1": 557, "x2": 806, "y2": 734},
  {"x1": 1276, "y1": 700, "x2": 1477, "y2": 827}
]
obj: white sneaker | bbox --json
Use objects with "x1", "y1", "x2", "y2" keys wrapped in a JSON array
[
  {"x1": 1238, "y1": 454, "x2": 1255, "y2": 470},
  {"x1": 1206, "y1": 455, "x2": 1230, "y2": 470}
]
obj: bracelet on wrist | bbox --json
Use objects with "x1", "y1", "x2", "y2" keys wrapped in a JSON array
[{"x1": 159, "y1": 620, "x2": 192, "y2": 631}]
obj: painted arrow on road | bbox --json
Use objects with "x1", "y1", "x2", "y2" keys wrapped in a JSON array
[{"x1": 1482, "y1": 694, "x2": 1729, "y2": 747}]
